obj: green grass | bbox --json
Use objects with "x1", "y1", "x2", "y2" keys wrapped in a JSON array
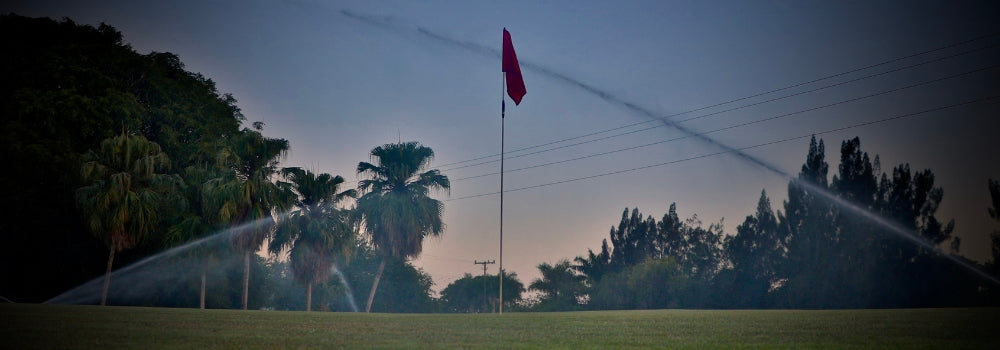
[{"x1": 2, "y1": 304, "x2": 998, "y2": 349}]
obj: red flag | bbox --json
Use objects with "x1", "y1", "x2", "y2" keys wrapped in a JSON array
[{"x1": 502, "y1": 28, "x2": 526, "y2": 105}]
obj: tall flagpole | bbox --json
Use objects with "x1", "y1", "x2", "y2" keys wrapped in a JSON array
[
  {"x1": 499, "y1": 73, "x2": 505, "y2": 315},
  {"x1": 500, "y1": 26, "x2": 523, "y2": 315}
]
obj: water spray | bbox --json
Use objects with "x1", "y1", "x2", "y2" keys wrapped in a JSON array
[
  {"x1": 45, "y1": 207, "x2": 364, "y2": 307},
  {"x1": 44, "y1": 213, "x2": 287, "y2": 305},
  {"x1": 340, "y1": 10, "x2": 1000, "y2": 286},
  {"x1": 330, "y1": 264, "x2": 359, "y2": 312}
]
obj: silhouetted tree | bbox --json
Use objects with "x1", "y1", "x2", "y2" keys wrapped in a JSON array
[
  {"x1": 777, "y1": 136, "x2": 837, "y2": 308},
  {"x1": 774, "y1": 136, "x2": 973, "y2": 308},
  {"x1": 440, "y1": 272, "x2": 524, "y2": 313},
  {"x1": 673, "y1": 212, "x2": 725, "y2": 278},
  {"x1": 578, "y1": 203, "x2": 723, "y2": 309},
  {"x1": 573, "y1": 239, "x2": 612, "y2": 285},
  {"x1": 530, "y1": 259, "x2": 586, "y2": 311},
  {"x1": 984, "y1": 179, "x2": 1000, "y2": 265},
  {"x1": 2, "y1": 15, "x2": 243, "y2": 302},
  {"x1": 205, "y1": 126, "x2": 293, "y2": 310},
  {"x1": 828, "y1": 137, "x2": 882, "y2": 307},
  {"x1": 982, "y1": 179, "x2": 1000, "y2": 302},
  {"x1": 718, "y1": 190, "x2": 782, "y2": 308},
  {"x1": 354, "y1": 142, "x2": 449, "y2": 312},
  {"x1": 656, "y1": 204, "x2": 685, "y2": 260},
  {"x1": 872, "y1": 163, "x2": 961, "y2": 306},
  {"x1": 165, "y1": 165, "x2": 223, "y2": 309},
  {"x1": 990, "y1": 179, "x2": 1000, "y2": 267},
  {"x1": 335, "y1": 244, "x2": 437, "y2": 313},
  {"x1": 76, "y1": 131, "x2": 178, "y2": 305},
  {"x1": 589, "y1": 258, "x2": 688, "y2": 310},
  {"x1": 609, "y1": 208, "x2": 658, "y2": 268},
  {"x1": 269, "y1": 168, "x2": 356, "y2": 311}
]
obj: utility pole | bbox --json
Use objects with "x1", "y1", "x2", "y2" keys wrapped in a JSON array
[{"x1": 474, "y1": 260, "x2": 495, "y2": 312}]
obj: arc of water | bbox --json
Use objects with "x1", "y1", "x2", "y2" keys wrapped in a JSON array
[
  {"x1": 340, "y1": 10, "x2": 1000, "y2": 286},
  {"x1": 330, "y1": 264, "x2": 359, "y2": 312}
]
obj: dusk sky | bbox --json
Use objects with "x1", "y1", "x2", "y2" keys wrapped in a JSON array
[{"x1": 8, "y1": 0, "x2": 999, "y2": 294}]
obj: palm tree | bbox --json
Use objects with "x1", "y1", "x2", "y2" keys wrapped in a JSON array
[
  {"x1": 530, "y1": 259, "x2": 586, "y2": 310},
  {"x1": 270, "y1": 167, "x2": 357, "y2": 311},
  {"x1": 205, "y1": 127, "x2": 292, "y2": 310},
  {"x1": 355, "y1": 141, "x2": 450, "y2": 312},
  {"x1": 573, "y1": 240, "x2": 612, "y2": 285},
  {"x1": 166, "y1": 165, "x2": 222, "y2": 309},
  {"x1": 76, "y1": 131, "x2": 177, "y2": 306}
]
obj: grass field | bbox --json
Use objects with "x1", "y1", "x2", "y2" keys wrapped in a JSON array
[{"x1": 2, "y1": 304, "x2": 998, "y2": 349}]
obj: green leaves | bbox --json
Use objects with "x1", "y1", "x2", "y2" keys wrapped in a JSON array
[
  {"x1": 355, "y1": 142, "x2": 449, "y2": 260},
  {"x1": 530, "y1": 260, "x2": 586, "y2": 311},
  {"x1": 355, "y1": 142, "x2": 449, "y2": 312},
  {"x1": 76, "y1": 132, "x2": 174, "y2": 251},
  {"x1": 270, "y1": 168, "x2": 356, "y2": 287}
]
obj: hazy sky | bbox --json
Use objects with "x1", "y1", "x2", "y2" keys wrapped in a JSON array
[{"x1": 8, "y1": 0, "x2": 999, "y2": 294}]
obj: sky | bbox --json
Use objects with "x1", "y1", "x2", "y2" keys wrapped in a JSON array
[{"x1": 7, "y1": 0, "x2": 1000, "y2": 295}]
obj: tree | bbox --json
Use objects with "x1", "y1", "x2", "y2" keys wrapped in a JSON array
[
  {"x1": 627, "y1": 258, "x2": 687, "y2": 309},
  {"x1": 829, "y1": 137, "x2": 881, "y2": 307},
  {"x1": 355, "y1": 141, "x2": 450, "y2": 312},
  {"x1": 719, "y1": 190, "x2": 782, "y2": 308},
  {"x1": 573, "y1": 239, "x2": 612, "y2": 286},
  {"x1": 986, "y1": 179, "x2": 1000, "y2": 297},
  {"x1": 777, "y1": 135, "x2": 837, "y2": 308},
  {"x1": 530, "y1": 259, "x2": 586, "y2": 311},
  {"x1": 165, "y1": 165, "x2": 220, "y2": 309},
  {"x1": 334, "y1": 244, "x2": 438, "y2": 313},
  {"x1": 608, "y1": 208, "x2": 658, "y2": 268},
  {"x1": 578, "y1": 203, "x2": 723, "y2": 310},
  {"x1": 878, "y1": 164, "x2": 954, "y2": 248},
  {"x1": 440, "y1": 273, "x2": 480, "y2": 313},
  {"x1": 440, "y1": 272, "x2": 524, "y2": 313},
  {"x1": 656, "y1": 204, "x2": 685, "y2": 260},
  {"x1": 2, "y1": 15, "x2": 243, "y2": 303},
  {"x1": 655, "y1": 204, "x2": 724, "y2": 279},
  {"x1": 873, "y1": 164, "x2": 962, "y2": 306},
  {"x1": 990, "y1": 179, "x2": 1000, "y2": 267},
  {"x1": 774, "y1": 136, "x2": 970, "y2": 308},
  {"x1": 76, "y1": 131, "x2": 177, "y2": 305},
  {"x1": 269, "y1": 167, "x2": 356, "y2": 311},
  {"x1": 205, "y1": 126, "x2": 292, "y2": 310}
]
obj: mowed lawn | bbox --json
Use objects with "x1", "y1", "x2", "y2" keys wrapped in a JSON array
[{"x1": 2, "y1": 304, "x2": 998, "y2": 349}]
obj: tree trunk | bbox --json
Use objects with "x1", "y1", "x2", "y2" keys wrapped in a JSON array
[
  {"x1": 365, "y1": 259, "x2": 386, "y2": 313},
  {"x1": 101, "y1": 248, "x2": 116, "y2": 306},
  {"x1": 306, "y1": 283, "x2": 312, "y2": 312},
  {"x1": 200, "y1": 269, "x2": 207, "y2": 309},
  {"x1": 242, "y1": 251, "x2": 250, "y2": 310}
]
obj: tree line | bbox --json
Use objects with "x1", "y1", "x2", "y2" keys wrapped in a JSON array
[
  {"x1": 522, "y1": 136, "x2": 1000, "y2": 310},
  {"x1": 3, "y1": 15, "x2": 998, "y2": 312},
  {"x1": 0, "y1": 15, "x2": 454, "y2": 312}
]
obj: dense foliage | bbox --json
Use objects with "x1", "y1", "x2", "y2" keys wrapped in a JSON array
[
  {"x1": 4, "y1": 15, "x2": 998, "y2": 312},
  {"x1": 440, "y1": 272, "x2": 524, "y2": 313},
  {"x1": 354, "y1": 141, "x2": 450, "y2": 312},
  {"x1": 0, "y1": 15, "x2": 441, "y2": 312},
  {"x1": 1, "y1": 14, "x2": 242, "y2": 302},
  {"x1": 541, "y1": 136, "x2": 1000, "y2": 310}
]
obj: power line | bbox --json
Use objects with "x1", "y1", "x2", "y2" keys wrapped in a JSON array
[
  {"x1": 439, "y1": 42, "x2": 999, "y2": 173},
  {"x1": 675, "y1": 44, "x2": 998, "y2": 124},
  {"x1": 435, "y1": 32, "x2": 999, "y2": 169},
  {"x1": 446, "y1": 95, "x2": 998, "y2": 201},
  {"x1": 442, "y1": 123, "x2": 662, "y2": 172},
  {"x1": 449, "y1": 63, "x2": 1000, "y2": 182}
]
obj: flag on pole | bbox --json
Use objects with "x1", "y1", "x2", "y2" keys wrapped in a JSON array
[{"x1": 502, "y1": 28, "x2": 526, "y2": 105}]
